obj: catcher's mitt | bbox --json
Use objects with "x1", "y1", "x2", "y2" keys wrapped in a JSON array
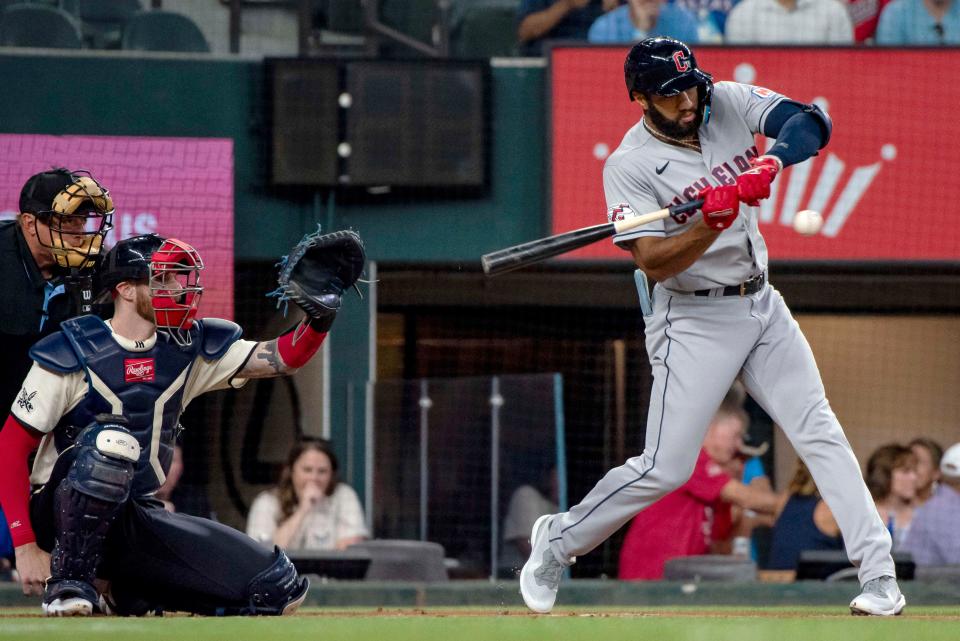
[{"x1": 272, "y1": 229, "x2": 365, "y2": 332}]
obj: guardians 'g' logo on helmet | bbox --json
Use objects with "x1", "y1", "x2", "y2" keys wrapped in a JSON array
[{"x1": 623, "y1": 37, "x2": 714, "y2": 120}]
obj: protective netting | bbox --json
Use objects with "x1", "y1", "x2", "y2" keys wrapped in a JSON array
[{"x1": 370, "y1": 374, "x2": 567, "y2": 579}]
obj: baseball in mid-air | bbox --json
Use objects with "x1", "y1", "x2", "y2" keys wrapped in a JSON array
[{"x1": 793, "y1": 209, "x2": 823, "y2": 236}]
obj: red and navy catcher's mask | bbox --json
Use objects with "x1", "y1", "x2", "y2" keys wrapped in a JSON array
[
  {"x1": 98, "y1": 234, "x2": 204, "y2": 346},
  {"x1": 624, "y1": 37, "x2": 714, "y2": 122}
]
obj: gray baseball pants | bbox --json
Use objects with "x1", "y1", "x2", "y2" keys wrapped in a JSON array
[{"x1": 547, "y1": 283, "x2": 895, "y2": 584}]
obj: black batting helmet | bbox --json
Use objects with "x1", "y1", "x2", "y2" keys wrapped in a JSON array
[{"x1": 624, "y1": 37, "x2": 713, "y2": 114}]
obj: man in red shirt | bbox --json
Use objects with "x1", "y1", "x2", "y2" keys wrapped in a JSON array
[
  {"x1": 618, "y1": 400, "x2": 778, "y2": 579},
  {"x1": 848, "y1": 0, "x2": 892, "y2": 42}
]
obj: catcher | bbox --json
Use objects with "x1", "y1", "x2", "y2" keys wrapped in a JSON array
[{"x1": 0, "y1": 229, "x2": 365, "y2": 616}]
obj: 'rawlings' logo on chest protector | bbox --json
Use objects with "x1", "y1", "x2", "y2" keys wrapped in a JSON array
[{"x1": 124, "y1": 358, "x2": 155, "y2": 383}]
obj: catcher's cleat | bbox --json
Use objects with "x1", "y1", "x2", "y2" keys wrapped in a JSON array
[
  {"x1": 849, "y1": 576, "x2": 905, "y2": 616},
  {"x1": 43, "y1": 579, "x2": 99, "y2": 617}
]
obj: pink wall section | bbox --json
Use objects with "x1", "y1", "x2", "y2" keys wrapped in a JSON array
[{"x1": 0, "y1": 134, "x2": 234, "y2": 320}]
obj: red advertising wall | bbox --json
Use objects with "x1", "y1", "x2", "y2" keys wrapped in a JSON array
[
  {"x1": 0, "y1": 135, "x2": 235, "y2": 319},
  {"x1": 551, "y1": 47, "x2": 960, "y2": 261}
]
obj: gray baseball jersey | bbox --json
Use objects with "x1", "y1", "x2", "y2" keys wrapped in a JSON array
[
  {"x1": 540, "y1": 81, "x2": 896, "y2": 587},
  {"x1": 604, "y1": 81, "x2": 782, "y2": 291}
]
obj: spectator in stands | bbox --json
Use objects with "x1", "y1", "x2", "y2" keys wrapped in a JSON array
[
  {"x1": 847, "y1": 0, "x2": 893, "y2": 42},
  {"x1": 501, "y1": 463, "x2": 559, "y2": 575},
  {"x1": 588, "y1": 0, "x2": 700, "y2": 43},
  {"x1": 731, "y1": 439, "x2": 775, "y2": 561},
  {"x1": 672, "y1": 0, "x2": 736, "y2": 41},
  {"x1": 618, "y1": 389, "x2": 779, "y2": 579},
  {"x1": 865, "y1": 443, "x2": 918, "y2": 549},
  {"x1": 246, "y1": 437, "x2": 368, "y2": 551},
  {"x1": 517, "y1": 0, "x2": 620, "y2": 55},
  {"x1": 900, "y1": 443, "x2": 960, "y2": 566},
  {"x1": 765, "y1": 459, "x2": 843, "y2": 571},
  {"x1": 875, "y1": 0, "x2": 960, "y2": 44},
  {"x1": 724, "y1": 0, "x2": 855, "y2": 43},
  {"x1": 909, "y1": 437, "x2": 943, "y2": 506}
]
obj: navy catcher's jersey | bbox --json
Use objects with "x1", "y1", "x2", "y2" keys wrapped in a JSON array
[{"x1": 12, "y1": 316, "x2": 255, "y2": 493}]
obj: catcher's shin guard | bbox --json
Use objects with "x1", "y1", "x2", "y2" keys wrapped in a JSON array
[
  {"x1": 215, "y1": 548, "x2": 309, "y2": 616},
  {"x1": 46, "y1": 417, "x2": 139, "y2": 603}
]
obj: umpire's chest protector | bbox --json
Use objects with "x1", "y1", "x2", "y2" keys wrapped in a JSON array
[{"x1": 36, "y1": 316, "x2": 204, "y2": 495}]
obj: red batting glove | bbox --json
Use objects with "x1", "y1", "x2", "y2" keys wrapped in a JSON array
[
  {"x1": 736, "y1": 155, "x2": 782, "y2": 206},
  {"x1": 698, "y1": 185, "x2": 740, "y2": 231}
]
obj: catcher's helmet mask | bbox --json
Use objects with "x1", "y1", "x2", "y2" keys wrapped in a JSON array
[
  {"x1": 19, "y1": 168, "x2": 114, "y2": 270},
  {"x1": 97, "y1": 234, "x2": 204, "y2": 347},
  {"x1": 624, "y1": 37, "x2": 714, "y2": 124}
]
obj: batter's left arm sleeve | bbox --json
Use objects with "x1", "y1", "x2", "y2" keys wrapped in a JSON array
[{"x1": 761, "y1": 101, "x2": 832, "y2": 167}]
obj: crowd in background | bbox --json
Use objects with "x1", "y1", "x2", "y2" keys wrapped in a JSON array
[{"x1": 516, "y1": 0, "x2": 960, "y2": 53}]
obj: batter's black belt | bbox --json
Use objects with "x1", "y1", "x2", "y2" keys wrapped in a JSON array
[{"x1": 693, "y1": 271, "x2": 766, "y2": 297}]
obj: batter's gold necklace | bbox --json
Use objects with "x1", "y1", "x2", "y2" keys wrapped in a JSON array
[{"x1": 643, "y1": 120, "x2": 701, "y2": 153}]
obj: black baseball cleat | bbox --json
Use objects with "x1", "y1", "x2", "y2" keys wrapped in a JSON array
[{"x1": 42, "y1": 579, "x2": 100, "y2": 617}]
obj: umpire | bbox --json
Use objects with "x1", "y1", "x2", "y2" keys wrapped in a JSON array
[{"x1": 0, "y1": 168, "x2": 113, "y2": 412}]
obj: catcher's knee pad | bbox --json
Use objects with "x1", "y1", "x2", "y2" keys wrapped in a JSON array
[
  {"x1": 51, "y1": 416, "x2": 140, "y2": 585},
  {"x1": 67, "y1": 416, "x2": 140, "y2": 503},
  {"x1": 236, "y1": 548, "x2": 309, "y2": 616}
]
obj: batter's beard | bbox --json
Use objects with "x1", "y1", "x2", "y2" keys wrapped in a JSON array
[{"x1": 645, "y1": 101, "x2": 703, "y2": 140}]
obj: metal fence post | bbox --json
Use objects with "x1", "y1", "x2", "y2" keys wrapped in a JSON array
[
  {"x1": 489, "y1": 376, "x2": 504, "y2": 581},
  {"x1": 419, "y1": 379, "x2": 433, "y2": 541}
]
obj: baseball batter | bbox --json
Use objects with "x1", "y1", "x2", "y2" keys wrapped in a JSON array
[{"x1": 520, "y1": 37, "x2": 904, "y2": 616}]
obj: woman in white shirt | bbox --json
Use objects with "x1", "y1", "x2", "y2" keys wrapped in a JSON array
[{"x1": 246, "y1": 438, "x2": 369, "y2": 550}]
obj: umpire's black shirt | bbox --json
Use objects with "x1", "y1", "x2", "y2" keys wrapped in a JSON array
[{"x1": 0, "y1": 220, "x2": 78, "y2": 416}]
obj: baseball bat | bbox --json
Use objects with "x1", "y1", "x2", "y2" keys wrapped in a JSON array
[{"x1": 481, "y1": 198, "x2": 704, "y2": 276}]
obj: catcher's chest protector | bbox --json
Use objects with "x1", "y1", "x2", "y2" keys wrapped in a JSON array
[{"x1": 43, "y1": 316, "x2": 199, "y2": 495}]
